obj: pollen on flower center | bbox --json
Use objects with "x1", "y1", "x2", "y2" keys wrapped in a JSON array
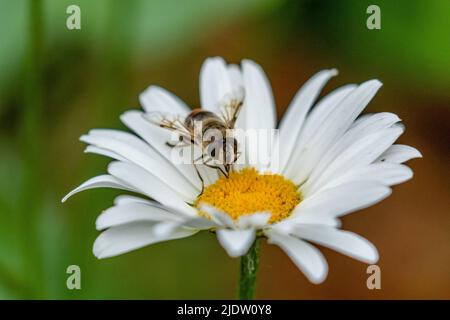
[{"x1": 195, "y1": 168, "x2": 301, "y2": 224}]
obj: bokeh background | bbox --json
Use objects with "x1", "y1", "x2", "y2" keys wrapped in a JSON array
[{"x1": 0, "y1": 0, "x2": 449, "y2": 299}]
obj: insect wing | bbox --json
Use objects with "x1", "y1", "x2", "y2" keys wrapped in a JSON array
[
  {"x1": 143, "y1": 112, "x2": 193, "y2": 144},
  {"x1": 220, "y1": 87, "x2": 245, "y2": 128}
]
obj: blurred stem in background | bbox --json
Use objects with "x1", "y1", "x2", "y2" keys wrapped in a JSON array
[
  {"x1": 238, "y1": 238, "x2": 260, "y2": 300},
  {"x1": 18, "y1": 0, "x2": 44, "y2": 298}
]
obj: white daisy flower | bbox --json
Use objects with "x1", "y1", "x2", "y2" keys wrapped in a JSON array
[{"x1": 63, "y1": 56, "x2": 421, "y2": 285}]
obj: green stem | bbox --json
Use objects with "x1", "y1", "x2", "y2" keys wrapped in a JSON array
[
  {"x1": 238, "y1": 238, "x2": 261, "y2": 300},
  {"x1": 18, "y1": 0, "x2": 44, "y2": 298}
]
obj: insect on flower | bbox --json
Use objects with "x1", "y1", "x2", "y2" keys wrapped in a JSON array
[
  {"x1": 63, "y1": 57, "x2": 421, "y2": 285},
  {"x1": 144, "y1": 88, "x2": 244, "y2": 191}
]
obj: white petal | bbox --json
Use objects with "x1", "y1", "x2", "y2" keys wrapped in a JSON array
[
  {"x1": 237, "y1": 212, "x2": 271, "y2": 229},
  {"x1": 113, "y1": 196, "x2": 175, "y2": 212},
  {"x1": 266, "y1": 230, "x2": 328, "y2": 284},
  {"x1": 182, "y1": 217, "x2": 218, "y2": 230},
  {"x1": 83, "y1": 129, "x2": 150, "y2": 156},
  {"x1": 282, "y1": 84, "x2": 356, "y2": 177},
  {"x1": 108, "y1": 161, "x2": 197, "y2": 216},
  {"x1": 286, "y1": 80, "x2": 383, "y2": 184},
  {"x1": 152, "y1": 222, "x2": 182, "y2": 238},
  {"x1": 200, "y1": 57, "x2": 233, "y2": 112},
  {"x1": 216, "y1": 229, "x2": 256, "y2": 257},
  {"x1": 62, "y1": 175, "x2": 136, "y2": 203},
  {"x1": 320, "y1": 162, "x2": 413, "y2": 191},
  {"x1": 84, "y1": 145, "x2": 128, "y2": 162},
  {"x1": 96, "y1": 202, "x2": 182, "y2": 230},
  {"x1": 227, "y1": 64, "x2": 243, "y2": 87},
  {"x1": 139, "y1": 85, "x2": 190, "y2": 115},
  {"x1": 81, "y1": 129, "x2": 198, "y2": 200},
  {"x1": 278, "y1": 69, "x2": 337, "y2": 170},
  {"x1": 302, "y1": 112, "x2": 401, "y2": 190},
  {"x1": 93, "y1": 222, "x2": 197, "y2": 259},
  {"x1": 199, "y1": 205, "x2": 235, "y2": 228},
  {"x1": 136, "y1": 216, "x2": 216, "y2": 237},
  {"x1": 377, "y1": 144, "x2": 422, "y2": 163},
  {"x1": 240, "y1": 59, "x2": 276, "y2": 130},
  {"x1": 303, "y1": 126, "x2": 403, "y2": 196},
  {"x1": 290, "y1": 225, "x2": 379, "y2": 264},
  {"x1": 275, "y1": 215, "x2": 342, "y2": 230},
  {"x1": 113, "y1": 194, "x2": 153, "y2": 206},
  {"x1": 352, "y1": 112, "x2": 400, "y2": 130},
  {"x1": 295, "y1": 181, "x2": 391, "y2": 219}
]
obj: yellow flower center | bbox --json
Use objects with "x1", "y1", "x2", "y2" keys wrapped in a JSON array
[{"x1": 195, "y1": 168, "x2": 301, "y2": 224}]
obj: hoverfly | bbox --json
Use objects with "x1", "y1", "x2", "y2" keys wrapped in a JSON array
[{"x1": 145, "y1": 89, "x2": 244, "y2": 192}]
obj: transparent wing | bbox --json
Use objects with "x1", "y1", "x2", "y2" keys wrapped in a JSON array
[
  {"x1": 219, "y1": 86, "x2": 245, "y2": 128},
  {"x1": 142, "y1": 112, "x2": 194, "y2": 144}
]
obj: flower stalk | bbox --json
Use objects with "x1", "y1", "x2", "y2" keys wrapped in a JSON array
[{"x1": 238, "y1": 238, "x2": 261, "y2": 300}]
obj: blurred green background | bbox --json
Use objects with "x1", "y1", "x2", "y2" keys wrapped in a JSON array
[{"x1": 0, "y1": 0, "x2": 449, "y2": 299}]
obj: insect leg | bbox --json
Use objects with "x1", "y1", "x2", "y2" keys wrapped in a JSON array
[
  {"x1": 203, "y1": 155, "x2": 228, "y2": 177},
  {"x1": 193, "y1": 164, "x2": 205, "y2": 195}
]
